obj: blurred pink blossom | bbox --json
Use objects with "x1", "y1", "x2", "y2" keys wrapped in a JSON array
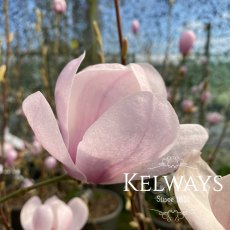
[
  {"x1": 20, "y1": 196, "x2": 88, "y2": 230},
  {"x1": 207, "y1": 112, "x2": 223, "y2": 125},
  {"x1": 179, "y1": 30, "x2": 196, "y2": 56},
  {"x1": 181, "y1": 99, "x2": 196, "y2": 113},
  {"x1": 191, "y1": 85, "x2": 199, "y2": 94},
  {"x1": 175, "y1": 153, "x2": 230, "y2": 230},
  {"x1": 200, "y1": 90, "x2": 212, "y2": 103},
  {"x1": 3, "y1": 143, "x2": 18, "y2": 165},
  {"x1": 131, "y1": 19, "x2": 140, "y2": 35},
  {"x1": 44, "y1": 156, "x2": 57, "y2": 170},
  {"x1": 32, "y1": 138, "x2": 43, "y2": 155},
  {"x1": 52, "y1": 0, "x2": 67, "y2": 14},
  {"x1": 4, "y1": 128, "x2": 25, "y2": 150},
  {"x1": 23, "y1": 53, "x2": 208, "y2": 184},
  {"x1": 179, "y1": 66, "x2": 187, "y2": 75},
  {"x1": 200, "y1": 56, "x2": 208, "y2": 65},
  {"x1": 21, "y1": 178, "x2": 34, "y2": 188}
]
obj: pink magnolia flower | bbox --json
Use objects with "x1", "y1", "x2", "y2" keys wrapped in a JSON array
[
  {"x1": 179, "y1": 30, "x2": 196, "y2": 56},
  {"x1": 174, "y1": 152, "x2": 230, "y2": 230},
  {"x1": 22, "y1": 53, "x2": 208, "y2": 184},
  {"x1": 207, "y1": 112, "x2": 223, "y2": 125},
  {"x1": 52, "y1": 0, "x2": 67, "y2": 14},
  {"x1": 181, "y1": 99, "x2": 196, "y2": 113},
  {"x1": 131, "y1": 19, "x2": 140, "y2": 35},
  {"x1": 20, "y1": 196, "x2": 88, "y2": 230},
  {"x1": 44, "y1": 156, "x2": 57, "y2": 170}
]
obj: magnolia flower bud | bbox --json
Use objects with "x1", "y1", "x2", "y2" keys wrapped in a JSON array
[
  {"x1": 207, "y1": 112, "x2": 223, "y2": 125},
  {"x1": 179, "y1": 66, "x2": 187, "y2": 75},
  {"x1": 44, "y1": 156, "x2": 57, "y2": 170},
  {"x1": 191, "y1": 85, "x2": 199, "y2": 94},
  {"x1": 52, "y1": 0, "x2": 67, "y2": 14},
  {"x1": 4, "y1": 144, "x2": 18, "y2": 165},
  {"x1": 131, "y1": 19, "x2": 140, "y2": 35},
  {"x1": 181, "y1": 99, "x2": 196, "y2": 113},
  {"x1": 179, "y1": 30, "x2": 196, "y2": 56},
  {"x1": 200, "y1": 91, "x2": 212, "y2": 103}
]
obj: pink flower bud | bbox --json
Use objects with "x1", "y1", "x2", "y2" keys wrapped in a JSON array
[
  {"x1": 200, "y1": 91, "x2": 212, "y2": 103},
  {"x1": 191, "y1": 85, "x2": 199, "y2": 94},
  {"x1": 44, "y1": 156, "x2": 57, "y2": 170},
  {"x1": 207, "y1": 112, "x2": 223, "y2": 125},
  {"x1": 32, "y1": 139, "x2": 43, "y2": 155},
  {"x1": 52, "y1": 0, "x2": 67, "y2": 14},
  {"x1": 179, "y1": 30, "x2": 196, "y2": 56},
  {"x1": 181, "y1": 99, "x2": 196, "y2": 113},
  {"x1": 4, "y1": 144, "x2": 18, "y2": 165},
  {"x1": 131, "y1": 19, "x2": 140, "y2": 35}
]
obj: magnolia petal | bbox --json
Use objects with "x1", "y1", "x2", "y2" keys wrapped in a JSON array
[
  {"x1": 128, "y1": 63, "x2": 167, "y2": 98},
  {"x1": 22, "y1": 92, "x2": 85, "y2": 182},
  {"x1": 32, "y1": 205, "x2": 54, "y2": 230},
  {"x1": 166, "y1": 124, "x2": 208, "y2": 157},
  {"x1": 209, "y1": 174, "x2": 230, "y2": 229},
  {"x1": 20, "y1": 196, "x2": 41, "y2": 230},
  {"x1": 55, "y1": 52, "x2": 85, "y2": 147},
  {"x1": 45, "y1": 196, "x2": 73, "y2": 230},
  {"x1": 67, "y1": 64, "x2": 140, "y2": 161},
  {"x1": 174, "y1": 153, "x2": 223, "y2": 230},
  {"x1": 76, "y1": 91, "x2": 179, "y2": 184},
  {"x1": 110, "y1": 124, "x2": 208, "y2": 182},
  {"x1": 68, "y1": 198, "x2": 89, "y2": 230}
]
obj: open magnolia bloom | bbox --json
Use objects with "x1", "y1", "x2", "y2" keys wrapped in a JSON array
[
  {"x1": 174, "y1": 152, "x2": 230, "y2": 230},
  {"x1": 22, "y1": 53, "x2": 208, "y2": 184},
  {"x1": 20, "y1": 196, "x2": 88, "y2": 230}
]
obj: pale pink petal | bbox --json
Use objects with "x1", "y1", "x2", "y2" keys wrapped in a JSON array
[
  {"x1": 166, "y1": 124, "x2": 208, "y2": 157},
  {"x1": 174, "y1": 153, "x2": 223, "y2": 230},
  {"x1": 68, "y1": 198, "x2": 89, "y2": 230},
  {"x1": 209, "y1": 175, "x2": 230, "y2": 229},
  {"x1": 128, "y1": 63, "x2": 167, "y2": 98},
  {"x1": 104, "y1": 124, "x2": 208, "y2": 183},
  {"x1": 45, "y1": 196, "x2": 73, "y2": 230},
  {"x1": 22, "y1": 92, "x2": 85, "y2": 182},
  {"x1": 32, "y1": 205, "x2": 54, "y2": 230},
  {"x1": 20, "y1": 196, "x2": 41, "y2": 230},
  {"x1": 55, "y1": 53, "x2": 85, "y2": 147},
  {"x1": 67, "y1": 64, "x2": 140, "y2": 161},
  {"x1": 76, "y1": 92, "x2": 179, "y2": 184}
]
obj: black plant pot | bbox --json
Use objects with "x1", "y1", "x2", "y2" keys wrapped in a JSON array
[{"x1": 83, "y1": 189, "x2": 123, "y2": 230}]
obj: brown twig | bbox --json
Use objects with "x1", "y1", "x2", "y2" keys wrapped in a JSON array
[
  {"x1": 0, "y1": 174, "x2": 71, "y2": 204},
  {"x1": 114, "y1": 0, "x2": 127, "y2": 65}
]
